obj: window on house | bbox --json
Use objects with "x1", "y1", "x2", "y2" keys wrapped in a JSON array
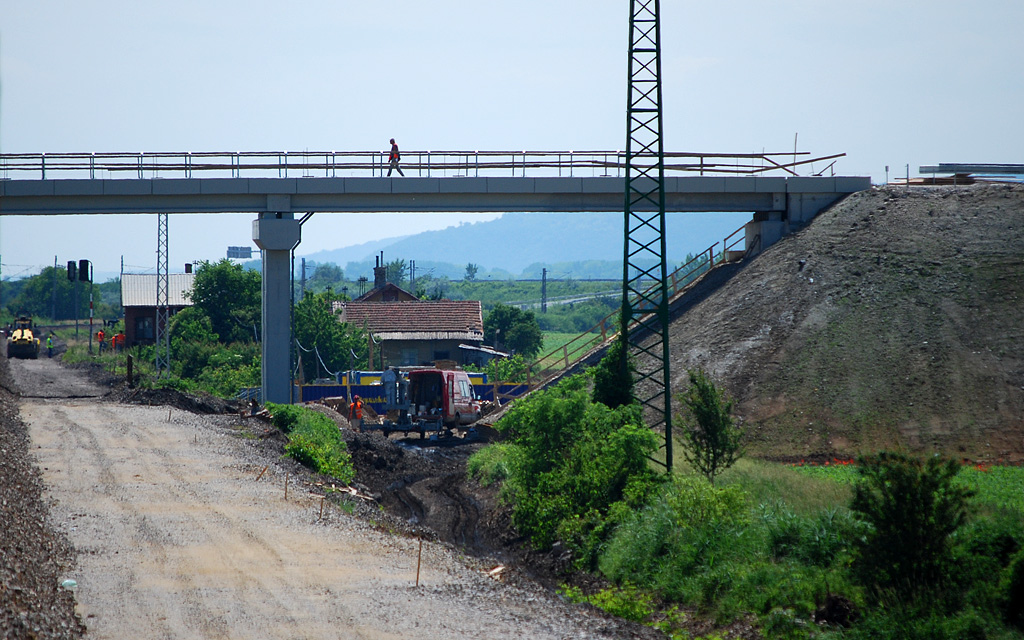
[
  {"x1": 433, "y1": 350, "x2": 450, "y2": 361},
  {"x1": 401, "y1": 348, "x2": 418, "y2": 366},
  {"x1": 136, "y1": 316, "x2": 155, "y2": 340}
]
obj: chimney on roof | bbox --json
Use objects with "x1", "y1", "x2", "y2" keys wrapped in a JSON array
[{"x1": 373, "y1": 252, "x2": 387, "y2": 289}]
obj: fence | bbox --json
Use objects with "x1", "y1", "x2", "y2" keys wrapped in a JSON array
[{"x1": 0, "y1": 150, "x2": 845, "y2": 181}]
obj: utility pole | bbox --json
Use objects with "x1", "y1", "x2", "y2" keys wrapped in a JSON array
[
  {"x1": 52, "y1": 256, "x2": 58, "y2": 320},
  {"x1": 541, "y1": 268, "x2": 547, "y2": 313},
  {"x1": 300, "y1": 258, "x2": 306, "y2": 297},
  {"x1": 622, "y1": 0, "x2": 673, "y2": 473}
]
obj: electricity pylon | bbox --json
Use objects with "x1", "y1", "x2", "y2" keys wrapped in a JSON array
[{"x1": 621, "y1": 0, "x2": 673, "y2": 472}]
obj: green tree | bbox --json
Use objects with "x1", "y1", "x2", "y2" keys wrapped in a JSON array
[
  {"x1": 188, "y1": 259, "x2": 261, "y2": 344},
  {"x1": 293, "y1": 290, "x2": 368, "y2": 381},
  {"x1": 677, "y1": 368, "x2": 744, "y2": 485},
  {"x1": 464, "y1": 262, "x2": 479, "y2": 281},
  {"x1": 484, "y1": 303, "x2": 543, "y2": 358},
  {"x1": 591, "y1": 336, "x2": 634, "y2": 409},
  {"x1": 5, "y1": 265, "x2": 85, "y2": 320},
  {"x1": 308, "y1": 262, "x2": 343, "y2": 291},
  {"x1": 385, "y1": 258, "x2": 407, "y2": 287},
  {"x1": 850, "y1": 452, "x2": 974, "y2": 606},
  {"x1": 168, "y1": 306, "x2": 220, "y2": 379}
]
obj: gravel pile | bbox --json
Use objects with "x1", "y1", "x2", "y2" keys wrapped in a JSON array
[{"x1": 0, "y1": 358, "x2": 85, "y2": 639}]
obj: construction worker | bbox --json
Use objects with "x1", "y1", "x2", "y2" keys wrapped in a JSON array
[
  {"x1": 47, "y1": 333, "x2": 54, "y2": 358},
  {"x1": 349, "y1": 395, "x2": 363, "y2": 430},
  {"x1": 97, "y1": 328, "x2": 105, "y2": 353},
  {"x1": 387, "y1": 138, "x2": 404, "y2": 177}
]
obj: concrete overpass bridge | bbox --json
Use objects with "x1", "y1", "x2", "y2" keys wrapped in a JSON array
[{"x1": 0, "y1": 149, "x2": 870, "y2": 402}]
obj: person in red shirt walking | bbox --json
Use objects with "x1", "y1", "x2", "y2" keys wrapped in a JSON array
[{"x1": 387, "y1": 138, "x2": 404, "y2": 177}]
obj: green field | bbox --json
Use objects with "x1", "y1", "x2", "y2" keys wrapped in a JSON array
[
  {"x1": 794, "y1": 460, "x2": 1024, "y2": 515},
  {"x1": 538, "y1": 331, "x2": 603, "y2": 368}
]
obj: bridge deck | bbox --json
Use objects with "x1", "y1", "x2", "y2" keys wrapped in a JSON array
[{"x1": 0, "y1": 176, "x2": 869, "y2": 215}]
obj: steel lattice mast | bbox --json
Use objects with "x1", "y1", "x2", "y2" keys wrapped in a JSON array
[
  {"x1": 622, "y1": 0, "x2": 673, "y2": 471},
  {"x1": 155, "y1": 212, "x2": 170, "y2": 376}
]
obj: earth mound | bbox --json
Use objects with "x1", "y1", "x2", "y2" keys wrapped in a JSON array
[{"x1": 654, "y1": 183, "x2": 1024, "y2": 462}]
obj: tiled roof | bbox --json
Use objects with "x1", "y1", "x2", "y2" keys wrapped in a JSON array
[
  {"x1": 354, "y1": 283, "x2": 418, "y2": 303},
  {"x1": 334, "y1": 300, "x2": 484, "y2": 341},
  {"x1": 121, "y1": 273, "x2": 196, "y2": 308}
]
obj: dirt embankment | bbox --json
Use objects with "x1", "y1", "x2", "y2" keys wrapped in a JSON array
[{"x1": 653, "y1": 183, "x2": 1024, "y2": 462}]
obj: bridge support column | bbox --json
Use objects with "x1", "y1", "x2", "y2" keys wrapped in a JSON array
[{"x1": 253, "y1": 213, "x2": 300, "y2": 404}]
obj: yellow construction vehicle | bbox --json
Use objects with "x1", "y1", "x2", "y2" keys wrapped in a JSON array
[{"x1": 7, "y1": 316, "x2": 41, "y2": 359}]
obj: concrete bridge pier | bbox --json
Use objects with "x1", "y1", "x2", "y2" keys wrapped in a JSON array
[{"x1": 252, "y1": 212, "x2": 300, "y2": 404}]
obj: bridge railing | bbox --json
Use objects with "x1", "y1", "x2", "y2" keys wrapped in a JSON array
[{"x1": 0, "y1": 150, "x2": 844, "y2": 180}]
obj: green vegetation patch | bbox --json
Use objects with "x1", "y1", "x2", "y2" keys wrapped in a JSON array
[
  {"x1": 468, "y1": 373, "x2": 659, "y2": 563},
  {"x1": 267, "y1": 403, "x2": 355, "y2": 484}
]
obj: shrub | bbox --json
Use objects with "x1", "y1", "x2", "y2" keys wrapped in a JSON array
[
  {"x1": 491, "y1": 374, "x2": 659, "y2": 561},
  {"x1": 270, "y1": 404, "x2": 355, "y2": 484},
  {"x1": 591, "y1": 336, "x2": 634, "y2": 409},
  {"x1": 843, "y1": 606, "x2": 993, "y2": 640},
  {"x1": 265, "y1": 402, "x2": 306, "y2": 434},
  {"x1": 600, "y1": 476, "x2": 751, "y2": 601},
  {"x1": 1002, "y1": 547, "x2": 1024, "y2": 629},
  {"x1": 677, "y1": 369, "x2": 744, "y2": 485},
  {"x1": 560, "y1": 583, "x2": 655, "y2": 623},
  {"x1": 467, "y1": 443, "x2": 514, "y2": 487},
  {"x1": 849, "y1": 452, "x2": 974, "y2": 607},
  {"x1": 761, "y1": 503, "x2": 857, "y2": 567}
]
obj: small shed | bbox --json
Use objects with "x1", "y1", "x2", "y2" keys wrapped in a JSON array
[{"x1": 120, "y1": 273, "x2": 196, "y2": 346}]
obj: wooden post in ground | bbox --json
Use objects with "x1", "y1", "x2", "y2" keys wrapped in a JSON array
[{"x1": 415, "y1": 537, "x2": 423, "y2": 587}]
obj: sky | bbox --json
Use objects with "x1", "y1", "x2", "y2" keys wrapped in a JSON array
[{"x1": 2, "y1": 1, "x2": 1022, "y2": 280}]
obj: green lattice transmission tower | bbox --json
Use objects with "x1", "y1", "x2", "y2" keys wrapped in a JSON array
[{"x1": 621, "y1": 0, "x2": 673, "y2": 471}]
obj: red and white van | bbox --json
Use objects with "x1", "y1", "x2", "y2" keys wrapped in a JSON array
[{"x1": 408, "y1": 368, "x2": 482, "y2": 427}]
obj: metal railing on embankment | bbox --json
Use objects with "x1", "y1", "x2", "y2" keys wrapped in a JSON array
[
  {"x1": 0, "y1": 150, "x2": 845, "y2": 180},
  {"x1": 484, "y1": 223, "x2": 748, "y2": 406}
]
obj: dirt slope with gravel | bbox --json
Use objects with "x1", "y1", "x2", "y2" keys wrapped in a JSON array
[
  {"x1": 651, "y1": 183, "x2": 1024, "y2": 462},
  {"x1": 0, "y1": 358, "x2": 86, "y2": 639}
]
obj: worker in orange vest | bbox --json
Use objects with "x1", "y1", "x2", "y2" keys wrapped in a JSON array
[
  {"x1": 349, "y1": 395, "x2": 363, "y2": 430},
  {"x1": 97, "y1": 329, "x2": 106, "y2": 353}
]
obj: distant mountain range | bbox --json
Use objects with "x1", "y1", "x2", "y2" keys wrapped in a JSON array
[{"x1": 292, "y1": 212, "x2": 751, "y2": 280}]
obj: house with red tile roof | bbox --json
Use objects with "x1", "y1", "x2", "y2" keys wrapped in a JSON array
[{"x1": 333, "y1": 298, "x2": 485, "y2": 367}]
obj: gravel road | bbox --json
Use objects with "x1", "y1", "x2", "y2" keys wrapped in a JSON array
[{"x1": 11, "y1": 356, "x2": 638, "y2": 639}]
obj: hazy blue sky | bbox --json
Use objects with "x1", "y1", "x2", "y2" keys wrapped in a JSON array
[{"x1": 2, "y1": 1, "x2": 1022, "y2": 278}]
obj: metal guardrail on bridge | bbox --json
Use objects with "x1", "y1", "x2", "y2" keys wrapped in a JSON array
[{"x1": 0, "y1": 150, "x2": 845, "y2": 181}]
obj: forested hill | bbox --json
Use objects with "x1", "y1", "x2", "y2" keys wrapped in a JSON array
[{"x1": 298, "y1": 211, "x2": 750, "y2": 278}]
